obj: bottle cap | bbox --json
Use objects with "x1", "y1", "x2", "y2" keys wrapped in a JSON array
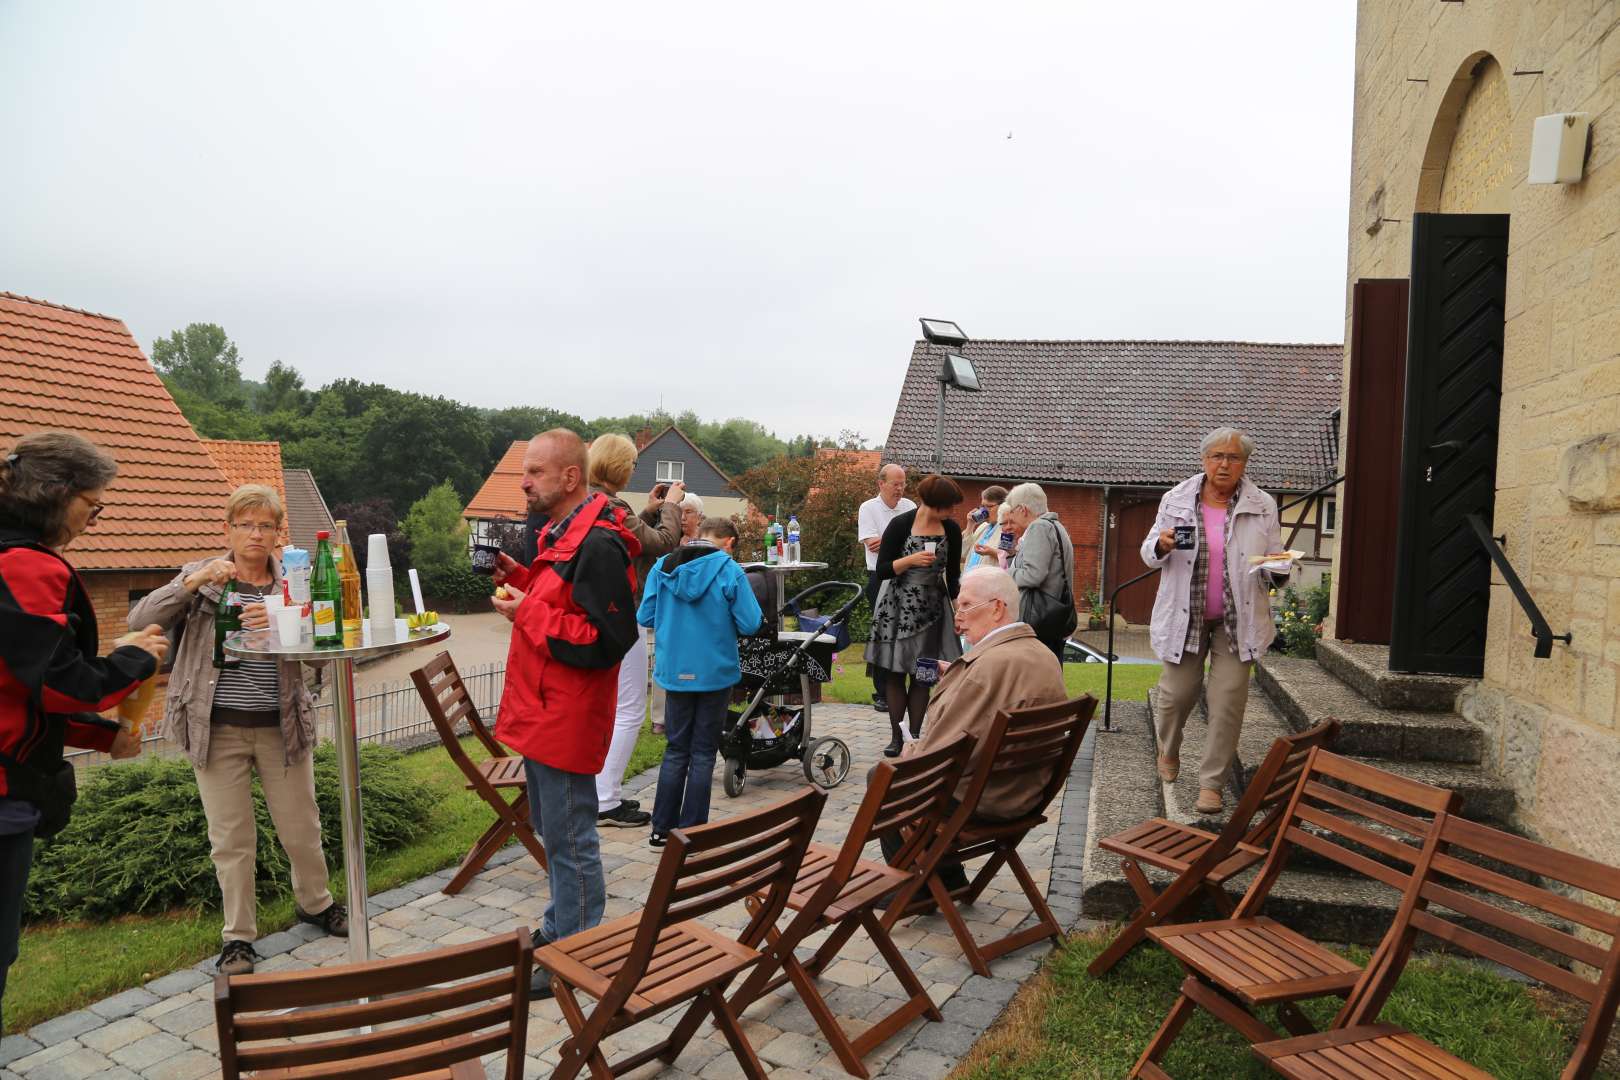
[{"x1": 316, "y1": 530, "x2": 331, "y2": 540}]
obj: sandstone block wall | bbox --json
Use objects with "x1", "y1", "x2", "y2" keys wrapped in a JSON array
[{"x1": 1339, "y1": 0, "x2": 1620, "y2": 860}]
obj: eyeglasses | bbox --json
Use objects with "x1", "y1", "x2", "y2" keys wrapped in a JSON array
[
  {"x1": 1204, "y1": 453, "x2": 1248, "y2": 464},
  {"x1": 230, "y1": 522, "x2": 278, "y2": 535},
  {"x1": 77, "y1": 494, "x2": 105, "y2": 522},
  {"x1": 956, "y1": 598, "x2": 1001, "y2": 617}
]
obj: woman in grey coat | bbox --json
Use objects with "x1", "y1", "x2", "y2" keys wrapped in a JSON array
[{"x1": 1004, "y1": 483, "x2": 1077, "y2": 662}]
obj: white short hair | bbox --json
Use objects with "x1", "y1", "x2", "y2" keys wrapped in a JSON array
[
  {"x1": 1201, "y1": 428, "x2": 1255, "y2": 458},
  {"x1": 680, "y1": 493, "x2": 704, "y2": 515},
  {"x1": 1003, "y1": 482, "x2": 1048, "y2": 516},
  {"x1": 961, "y1": 566, "x2": 1019, "y2": 610}
]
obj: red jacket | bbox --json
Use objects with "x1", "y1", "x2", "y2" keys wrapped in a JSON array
[
  {"x1": 496, "y1": 494, "x2": 640, "y2": 774},
  {"x1": 0, "y1": 527, "x2": 153, "y2": 801}
]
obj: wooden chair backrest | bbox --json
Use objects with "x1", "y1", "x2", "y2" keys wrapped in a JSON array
[
  {"x1": 951, "y1": 695, "x2": 1097, "y2": 830},
  {"x1": 1234, "y1": 748, "x2": 1461, "y2": 920},
  {"x1": 1345, "y1": 814, "x2": 1620, "y2": 1079},
  {"x1": 412, "y1": 651, "x2": 507, "y2": 764},
  {"x1": 830, "y1": 733, "x2": 976, "y2": 894},
  {"x1": 601, "y1": 787, "x2": 825, "y2": 1011},
  {"x1": 1216, "y1": 719, "x2": 1342, "y2": 859},
  {"x1": 215, "y1": 927, "x2": 532, "y2": 1080}
]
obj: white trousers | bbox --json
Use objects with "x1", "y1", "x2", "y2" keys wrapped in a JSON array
[{"x1": 596, "y1": 626, "x2": 649, "y2": 811}]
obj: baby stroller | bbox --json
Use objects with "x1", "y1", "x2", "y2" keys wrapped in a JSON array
[{"x1": 719, "y1": 580, "x2": 864, "y2": 797}]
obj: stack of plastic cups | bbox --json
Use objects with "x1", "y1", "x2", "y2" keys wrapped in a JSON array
[{"x1": 366, "y1": 534, "x2": 397, "y2": 644}]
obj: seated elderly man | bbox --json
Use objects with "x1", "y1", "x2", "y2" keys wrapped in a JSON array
[{"x1": 880, "y1": 566, "x2": 1067, "y2": 883}]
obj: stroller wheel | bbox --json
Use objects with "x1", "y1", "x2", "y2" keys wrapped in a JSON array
[
  {"x1": 723, "y1": 757, "x2": 746, "y2": 798},
  {"x1": 802, "y1": 737, "x2": 851, "y2": 789}
]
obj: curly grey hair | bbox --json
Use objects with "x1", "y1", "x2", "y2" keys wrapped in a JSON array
[{"x1": 1200, "y1": 428, "x2": 1255, "y2": 458}]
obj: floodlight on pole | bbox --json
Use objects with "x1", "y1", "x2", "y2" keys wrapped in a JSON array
[{"x1": 918, "y1": 318, "x2": 979, "y2": 470}]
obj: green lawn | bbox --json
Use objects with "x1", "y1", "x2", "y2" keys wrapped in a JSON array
[
  {"x1": 823, "y1": 645, "x2": 1162, "y2": 706},
  {"x1": 4, "y1": 724, "x2": 667, "y2": 1036},
  {"x1": 951, "y1": 927, "x2": 1620, "y2": 1079}
]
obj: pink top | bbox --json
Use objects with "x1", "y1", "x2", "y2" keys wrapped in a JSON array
[{"x1": 1202, "y1": 503, "x2": 1227, "y2": 621}]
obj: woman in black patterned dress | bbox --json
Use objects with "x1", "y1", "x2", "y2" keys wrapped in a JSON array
[{"x1": 865, "y1": 474, "x2": 964, "y2": 756}]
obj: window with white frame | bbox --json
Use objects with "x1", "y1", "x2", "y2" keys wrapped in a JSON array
[
  {"x1": 1322, "y1": 496, "x2": 1337, "y2": 535},
  {"x1": 656, "y1": 460, "x2": 685, "y2": 483}
]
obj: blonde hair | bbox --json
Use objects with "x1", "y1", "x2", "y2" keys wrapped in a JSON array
[
  {"x1": 587, "y1": 433, "x2": 638, "y2": 493},
  {"x1": 225, "y1": 484, "x2": 284, "y2": 526}
]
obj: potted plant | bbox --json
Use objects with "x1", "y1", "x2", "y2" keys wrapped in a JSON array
[{"x1": 1082, "y1": 586, "x2": 1107, "y2": 630}]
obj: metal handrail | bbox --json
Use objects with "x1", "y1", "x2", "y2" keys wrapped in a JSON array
[
  {"x1": 1103, "y1": 566, "x2": 1160, "y2": 732},
  {"x1": 1466, "y1": 513, "x2": 1571, "y2": 659},
  {"x1": 1277, "y1": 474, "x2": 1345, "y2": 515}
]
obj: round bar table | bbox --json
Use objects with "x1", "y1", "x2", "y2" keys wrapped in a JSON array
[
  {"x1": 740, "y1": 561, "x2": 828, "y2": 632},
  {"x1": 226, "y1": 622, "x2": 451, "y2": 963}
]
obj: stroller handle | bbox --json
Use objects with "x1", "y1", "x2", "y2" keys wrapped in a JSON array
[{"x1": 784, "y1": 580, "x2": 866, "y2": 624}]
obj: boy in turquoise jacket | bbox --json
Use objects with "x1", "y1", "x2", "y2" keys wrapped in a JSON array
[{"x1": 637, "y1": 517, "x2": 762, "y2": 844}]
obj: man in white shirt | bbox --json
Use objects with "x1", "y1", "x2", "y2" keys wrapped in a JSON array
[{"x1": 857, "y1": 463, "x2": 916, "y2": 710}]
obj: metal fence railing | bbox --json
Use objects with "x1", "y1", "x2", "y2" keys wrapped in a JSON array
[{"x1": 67, "y1": 661, "x2": 508, "y2": 771}]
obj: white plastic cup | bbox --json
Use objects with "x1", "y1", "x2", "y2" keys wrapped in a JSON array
[
  {"x1": 262, "y1": 592, "x2": 286, "y2": 615},
  {"x1": 367, "y1": 533, "x2": 391, "y2": 569},
  {"x1": 924, "y1": 541, "x2": 937, "y2": 554},
  {"x1": 273, "y1": 606, "x2": 303, "y2": 647}
]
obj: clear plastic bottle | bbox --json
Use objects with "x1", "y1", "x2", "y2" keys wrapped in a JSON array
[{"x1": 786, "y1": 514, "x2": 801, "y2": 563}]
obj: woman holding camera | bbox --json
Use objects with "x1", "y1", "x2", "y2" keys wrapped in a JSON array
[
  {"x1": 0, "y1": 433, "x2": 165, "y2": 1026},
  {"x1": 1140, "y1": 428, "x2": 1286, "y2": 815},
  {"x1": 130, "y1": 483, "x2": 344, "y2": 975},
  {"x1": 865, "y1": 474, "x2": 964, "y2": 757}
]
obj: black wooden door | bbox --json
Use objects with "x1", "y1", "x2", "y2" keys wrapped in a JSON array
[
  {"x1": 1389, "y1": 213, "x2": 1508, "y2": 676},
  {"x1": 1337, "y1": 279, "x2": 1408, "y2": 644}
]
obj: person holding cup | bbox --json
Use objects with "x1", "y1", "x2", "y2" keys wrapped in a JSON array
[
  {"x1": 130, "y1": 483, "x2": 345, "y2": 975},
  {"x1": 864, "y1": 474, "x2": 964, "y2": 757},
  {"x1": 962, "y1": 485, "x2": 1008, "y2": 573},
  {"x1": 0, "y1": 432, "x2": 165, "y2": 1029},
  {"x1": 1140, "y1": 428, "x2": 1287, "y2": 815}
]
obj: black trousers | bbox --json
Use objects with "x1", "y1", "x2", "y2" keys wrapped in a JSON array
[
  {"x1": 0, "y1": 825, "x2": 35, "y2": 1031},
  {"x1": 866, "y1": 569, "x2": 884, "y2": 698}
]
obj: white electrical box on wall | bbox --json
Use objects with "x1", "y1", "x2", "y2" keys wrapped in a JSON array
[{"x1": 1528, "y1": 112, "x2": 1591, "y2": 184}]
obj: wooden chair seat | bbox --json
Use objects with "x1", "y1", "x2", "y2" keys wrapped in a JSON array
[
  {"x1": 1256, "y1": 1023, "x2": 1493, "y2": 1079},
  {"x1": 538, "y1": 918, "x2": 759, "y2": 1020},
  {"x1": 786, "y1": 843, "x2": 913, "y2": 922},
  {"x1": 467, "y1": 756, "x2": 526, "y2": 790},
  {"x1": 252, "y1": 1054, "x2": 486, "y2": 1079},
  {"x1": 1100, "y1": 818, "x2": 1268, "y2": 880},
  {"x1": 1148, "y1": 917, "x2": 1362, "y2": 1005}
]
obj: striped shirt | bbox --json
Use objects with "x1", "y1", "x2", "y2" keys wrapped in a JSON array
[{"x1": 213, "y1": 583, "x2": 281, "y2": 715}]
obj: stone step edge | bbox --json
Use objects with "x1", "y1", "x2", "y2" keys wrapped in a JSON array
[{"x1": 1316, "y1": 638, "x2": 1473, "y2": 713}]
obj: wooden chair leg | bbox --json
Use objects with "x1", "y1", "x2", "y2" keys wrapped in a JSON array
[
  {"x1": 506, "y1": 793, "x2": 549, "y2": 872},
  {"x1": 780, "y1": 942, "x2": 867, "y2": 1078},
  {"x1": 1122, "y1": 858, "x2": 1160, "y2": 913},
  {"x1": 1274, "y1": 1001, "x2": 1317, "y2": 1037},
  {"x1": 551, "y1": 982, "x2": 615, "y2": 1080},
  {"x1": 930, "y1": 869, "x2": 991, "y2": 977},
  {"x1": 1201, "y1": 880, "x2": 1236, "y2": 917},
  {"x1": 804, "y1": 916, "x2": 862, "y2": 977},
  {"x1": 706, "y1": 986, "x2": 771, "y2": 1080},
  {"x1": 861, "y1": 909, "x2": 941, "y2": 1023},
  {"x1": 1129, "y1": 986, "x2": 1199, "y2": 1079},
  {"x1": 1088, "y1": 908, "x2": 1157, "y2": 977},
  {"x1": 446, "y1": 817, "x2": 514, "y2": 895},
  {"x1": 965, "y1": 848, "x2": 1011, "y2": 904}
]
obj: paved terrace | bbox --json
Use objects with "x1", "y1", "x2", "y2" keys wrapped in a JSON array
[{"x1": 1, "y1": 703, "x2": 1098, "y2": 1080}]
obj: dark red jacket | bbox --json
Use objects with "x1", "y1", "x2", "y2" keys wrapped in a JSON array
[
  {"x1": 496, "y1": 494, "x2": 640, "y2": 773},
  {"x1": 0, "y1": 526, "x2": 154, "y2": 800}
]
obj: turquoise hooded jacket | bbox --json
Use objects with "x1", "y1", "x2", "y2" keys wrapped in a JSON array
[{"x1": 636, "y1": 542, "x2": 763, "y2": 692}]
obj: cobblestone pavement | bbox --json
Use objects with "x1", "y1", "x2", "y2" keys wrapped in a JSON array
[{"x1": 2, "y1": 703, "x2": 1095, "y2": 1080}]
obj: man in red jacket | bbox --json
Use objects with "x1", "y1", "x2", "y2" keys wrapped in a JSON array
[{"x1": 491, "y1": 430, "x2": 639, "y2": 994}]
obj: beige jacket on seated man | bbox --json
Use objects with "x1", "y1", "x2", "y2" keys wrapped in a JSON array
[{"x1": 904, "y1": 567, "x2": 1067, "y2": 821}]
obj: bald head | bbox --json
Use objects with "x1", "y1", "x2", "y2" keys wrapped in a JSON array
[
  {"x1": 523, "y1": 428, "x2": 589, "y2": 516},
  {"x1": 877, "y1": 462, "x2": 907, "y2": 507}
]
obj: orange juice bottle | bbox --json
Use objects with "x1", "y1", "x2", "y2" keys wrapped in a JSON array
[
  {"x1": 117, "y1": 677, "x2": 159, "y2": 738},
  {"x1": 333, "y1": 520, "x2": 363, "y2": 648}
]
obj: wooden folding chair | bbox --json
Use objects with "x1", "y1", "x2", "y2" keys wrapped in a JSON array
[
  {"x1": 214, "y1": 927, "x2": 532, "y2": 1079},
  {"x1": 539, "y1": 786, "x2": 826, "y2": 1080},
  {"x1": 411, "y1": 652, "x2": 547, "y2": 894},
  {"x1": 728, "y1": 733, "x2": 977, "y2": 1078},
  {"x1": 1088, "y1": 719, "x2": 1341, "y2": 976},
  {"x1": 1129, "y1": 749, "x2": 1461, "y2": 1079},
  {"x1": 881, "y1": 695, "x2": 1097, "y2": 977},
  {"x1": 1256, "y1": 812, "x2": 1620, "y2": 1079}
]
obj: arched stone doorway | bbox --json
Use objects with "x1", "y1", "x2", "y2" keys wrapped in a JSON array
[{"x1": 1416, "y1": 54, "x2": 1513, "y2": 215}]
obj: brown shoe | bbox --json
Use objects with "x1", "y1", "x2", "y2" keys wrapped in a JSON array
[
  {"x1": 217, "y1": 939, "x2": 259, "y2": 976},
  {"x1": 1156, "y1": 756, "x2": 1180, "y2": 783},
  {"x1": 1196, "y1": 789, "x2": 1223, "y2": 815}
]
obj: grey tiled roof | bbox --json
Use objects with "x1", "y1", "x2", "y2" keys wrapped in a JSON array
[
  {"x1": 884, "y1": 339, "x2": 1343, "y2": 490},
  {"x1": 281, "y1": 468, "x2": 335, "y2": 552}
]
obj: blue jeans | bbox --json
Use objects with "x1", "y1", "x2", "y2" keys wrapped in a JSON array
[
  {"x1": 0, "y1": 827, "x2": 35, "y2": 1032},
  {"x1": 523, "y1": 759, "x2": 604, "y2": 943},
  {"x1": 651, "y1": 688, "x2": 731, "y2": 834}
]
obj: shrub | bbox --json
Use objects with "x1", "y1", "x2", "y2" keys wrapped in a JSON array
[
  {"x1": 23, "y1": 743, "x2": 433, "y2": 923},
  {"x1": 1274, "y1": 584, "x2": 1324, "y2": 659},
  {"x1": 422, "y1": 562, "x2": 495, "y2": 613}
]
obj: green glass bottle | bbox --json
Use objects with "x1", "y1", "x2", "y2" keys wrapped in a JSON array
[
  {"x1": 311, "y1": 531, "x2": 344, "y2": 649},
  {"x1": 213, "y1": 578, "x2": 243, "y2": 669}
]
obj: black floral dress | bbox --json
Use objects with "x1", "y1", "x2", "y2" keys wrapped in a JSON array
[{"x1": 865, "y1": 534, "x2": 962, "y2": 675}]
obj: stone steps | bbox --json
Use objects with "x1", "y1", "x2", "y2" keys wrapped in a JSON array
[
  {"x1": 1315, "y1": 640, "x2": 1471, "y2": 712},
  {"x1": 1256, "y1": 656, "x2": 1484, "y2": 764}
]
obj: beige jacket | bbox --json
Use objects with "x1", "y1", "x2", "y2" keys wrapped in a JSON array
[
  {"x1": 910, "y1": 622, "x2": 1067, "y2": 820},
  {"x1": 128, "y1": 556, "x2": 317, "y2": 768}
]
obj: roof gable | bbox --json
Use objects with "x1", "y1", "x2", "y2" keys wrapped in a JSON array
[
  {"x1": 0, "y1": 291, "x2": 234, "y2": 569},
  {"x1": 463, "y1": 440, "x2": 528, "y2": 521},
  {"x1": 281, "y1": 468, "x2": 334, "y2": 552},
  {"x1": 202, "y1": 440, "x2": 290, "y2": 547},
  {"x1": 883, "y1": 339, "x2": 1343, "y2": 490},
  {"x1": 625, "y1": 426, "x2": 738, "y2": 497}
]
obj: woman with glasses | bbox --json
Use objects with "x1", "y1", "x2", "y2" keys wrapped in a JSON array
[
  {"x1": 1140, "y1": 428, "x2": 1287, "y2": 815},
  {"x1": 131, "y1": 484, "x2": 345, "y2": 975},
  {"x1": 0, "y1": 433, "x2": 168, "y2": 1028}
]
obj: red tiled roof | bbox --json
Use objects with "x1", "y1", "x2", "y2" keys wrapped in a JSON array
[
  {"x1": 815, "y1": 448, "x2": 883, "y2": 473},
  {"x1": 201, "y1": 440, "x2": 290, "y2": 547},
  {"x1": 463, "y1": 440, "x2": 527, "y2": 521},
  {"x1": 884, "y1": 339, "x2": 1343, "y2": 491},
  {"x1": 0, "y1": 292, "x2": 234, "y2": 569}
]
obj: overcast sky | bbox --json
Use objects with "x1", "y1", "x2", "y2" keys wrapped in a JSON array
[{"x1": 2, "y1": 2, "x2": 1356, "y2": 446}]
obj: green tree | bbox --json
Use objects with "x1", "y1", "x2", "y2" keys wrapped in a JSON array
[
  {"x1": 260, "y1": 360, "x2": 309, "y2": 414},
  {"x1": 483, "y1": 405, "x2": 590, "y2": 465},
  {"x1": 152, "y1": 323, "x2": 244, "y2": 403},
  {"x1": 164, "y1": 381, "x2": 265, "y2": 440},
  {"x1": 400, "y1": 481, "x2": 468, "y2": 578}
]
